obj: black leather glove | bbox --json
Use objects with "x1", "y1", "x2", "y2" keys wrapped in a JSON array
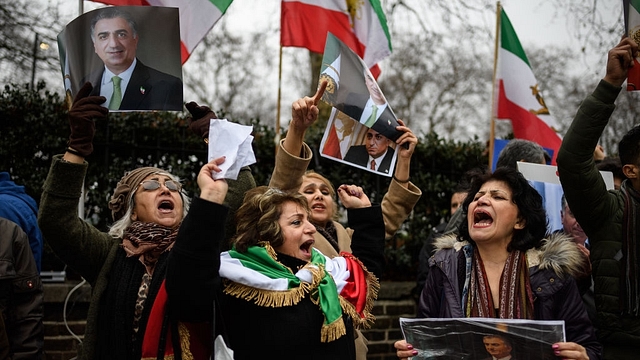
[
  {"x1": 67, "y1": 82, "x2": 108, "y2": 157},
  {"x1": 185, "y1": 101, "x2": 217, "y2": 140}
]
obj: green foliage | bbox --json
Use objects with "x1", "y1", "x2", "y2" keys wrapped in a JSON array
[{"x1": 0, "y1": 82, "x2": 487, "y2": 279}]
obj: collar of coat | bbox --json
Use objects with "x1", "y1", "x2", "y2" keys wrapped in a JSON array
[{"x1": 431, "y1": 232, "x2": 586, "y2": 279}]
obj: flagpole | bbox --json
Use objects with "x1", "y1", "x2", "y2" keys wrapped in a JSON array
[
  {"x1": 275, "y1": 46, "x2": 283, "y2": 153},
  {"x1": 489, "y1": 1, "x2": 501, "y2": 170}
]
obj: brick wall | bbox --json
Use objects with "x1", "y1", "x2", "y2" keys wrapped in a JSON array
[
  {"x1": 42, "y1": 281, "x2": 417, "y2": 359},
  {"x1": 363, "y1": 282, "x2": 417, "y2": 360}
]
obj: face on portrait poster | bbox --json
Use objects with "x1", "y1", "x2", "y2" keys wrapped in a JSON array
[
  {"x1": 319, "y1": 108, "x2": 398, "y2": 177},
  {"x1": 57, "y1": 6, "x2": 183, "y2": 111}
]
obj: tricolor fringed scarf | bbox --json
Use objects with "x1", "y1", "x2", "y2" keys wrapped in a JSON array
[
  {"x1": 621, "y1": 180, "x2": 640, "y2": 315},
  {"x1": 465, "y1": 247, "x2": 534, "y2": 319},
  {"x1": 219, "y1": 242, "x2": 378, "y2": 342}
]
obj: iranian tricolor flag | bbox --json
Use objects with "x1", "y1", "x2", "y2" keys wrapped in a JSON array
[
  {"x1": 91, "y1": 0, "x2": 233, "y2": 64},
  {"x1": 496, "y1": 8, "x2": 562, "y2": 164},
  {"x1": 281, "y1": 0, "x2": 391, "y2": 78},
  {"x1": 626, "y1": 0, "x2": 640, "y2": 91}
]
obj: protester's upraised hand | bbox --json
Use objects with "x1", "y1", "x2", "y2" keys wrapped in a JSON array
[
  {"x1": 185, "y1": 101, "x2": 218, "y2": 140},
  {"x1": 290, "y1": 80, "x2": 327, "y2": 134},
  {"x1": 67, "y1": 82, "x2": 108, "y2": 158},
  {"x1": 197, "y1": 156, "x2": 228, "y2": 204},
  {"x1": 337, "y1": 184, "x2": 371, "y2": 209},
  {"x1": 604, "y1": 36, "x2": 639, "y2": 87}
]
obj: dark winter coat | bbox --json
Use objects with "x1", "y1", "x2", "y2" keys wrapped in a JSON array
[{"x1": 418, "y1": 234, "x2": 602, "y2": 360}]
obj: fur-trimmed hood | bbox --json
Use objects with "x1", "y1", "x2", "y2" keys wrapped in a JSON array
[{"x1": 432, "y1": 232, "x2": 588, "y2": 279}]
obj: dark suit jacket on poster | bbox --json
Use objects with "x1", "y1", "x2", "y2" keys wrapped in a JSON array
[
  {"x1": 343, "y1": 145, "x2": 395, "y2": 174},
  {"x1": 84, "y1": 59, "x2": 183, "y2": 111},
  {"x1": 337, "y1": 92, "x2": 400, "y2": 142}
]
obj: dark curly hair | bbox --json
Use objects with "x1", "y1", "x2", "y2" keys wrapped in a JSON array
[
  {"x1": 232, "y1": 186, "x2": 310, "y2": 253},
  {"x1": 458, "y1": 167, "x2": 547, "y2": 252},
  {"x1": 619, "y1": 125, "x2": 640, "y2": 167}
]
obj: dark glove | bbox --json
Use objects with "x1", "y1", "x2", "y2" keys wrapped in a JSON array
[
  {"x1": 67, "y1": 82, "x2": 108, "y2": 157},
  {"x1": 185, "y1": 101, "x2": 217, "y2": 140}
]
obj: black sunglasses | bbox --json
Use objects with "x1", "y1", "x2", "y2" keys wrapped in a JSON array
[{"x1": 139, "y1": 179, "x2": 182, "y2": 192}]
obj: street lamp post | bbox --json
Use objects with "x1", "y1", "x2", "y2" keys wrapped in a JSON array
[{"x1": 31, "y1": 33, "x2": 38, "y2": 89}]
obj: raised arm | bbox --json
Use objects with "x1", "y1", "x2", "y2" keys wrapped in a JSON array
[
  {"x1": 166, "y1": 157, "x2": 228, "y2": 322},
  {"x1": 381, "y1": 120, "x2": 422, "y2": 239},
  {"x1": 269, "y1": 81, "x2": 327, "y2": 191}
]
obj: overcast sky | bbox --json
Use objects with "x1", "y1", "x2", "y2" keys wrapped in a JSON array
[{"x1": 53, "y1": 0, "x2": 621, "y2": 132}]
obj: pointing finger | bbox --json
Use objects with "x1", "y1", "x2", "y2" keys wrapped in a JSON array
[{"x1": 312, "y1": 80, "x2": 328, "y2": 105}]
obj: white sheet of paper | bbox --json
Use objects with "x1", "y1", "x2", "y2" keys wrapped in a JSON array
[
  {"x1": 207, "y1": 119, "x2": 256, "y2": 180},
  {"x1": 517, "y1": 162, "x2": 614, "y2": 190}
]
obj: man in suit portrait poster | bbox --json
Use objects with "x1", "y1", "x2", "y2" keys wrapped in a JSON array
[
  {"x1": 58, "y1": 7, "x2": 183, "y2": 111},
  {"x1": 87, "y1": 7, "x2": 182, "y2": 111},
  {"x1": 344, "y1": 128, "x2": 395, "y2": 175}
]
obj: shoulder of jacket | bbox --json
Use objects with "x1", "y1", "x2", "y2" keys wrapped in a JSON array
[
  {"x1": 433, "y1": 234, "x2": 469, "y2": 252},
  {"x1": 526, "y1": 232, "x2": 585, "y2": 278}
]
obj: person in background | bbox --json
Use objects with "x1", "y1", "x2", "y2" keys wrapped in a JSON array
[
  {"x1": 0, "y1": 217, "x2": 44, "y2": 359},
  {"x1": 557, "y1": 36, "x2": 640, "y2": 359},
  {"x1": 0, "y1": 172, "x2": 44, "y2": 272},
  {"x1": 416, "y1": 186, "x2": 467, "y2": 296},
  {"x1": 596, "y1": 156, "x2": 625, "y2": 190}
]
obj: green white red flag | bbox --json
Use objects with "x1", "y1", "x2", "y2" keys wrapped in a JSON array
[
  {"x1": 90, "y1": 0, "x2": 233, "y2": 64},
  {"x1": 495, "y1": 8, "x2": 561, "y2": 164},
  {"x1": 280, "y1": 0, "x2": 392, "y2": 78},
  {"x1": 625, "y1": 0, "x2": 640, "y2": 91}
]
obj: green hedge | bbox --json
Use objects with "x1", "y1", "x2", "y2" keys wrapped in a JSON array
[{"x1": 0, "y1": 82, "x2": 487, "y2": 281}]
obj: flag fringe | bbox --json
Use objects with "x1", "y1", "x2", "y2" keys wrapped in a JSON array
[
  {"x1": 320, "y1": 316, "x2": 347, "y2": 342},
  {"x1": 338, "y1": 254, "x2": 380, "y2": 330},
  {"x1": 223, "y1": 279, "x2": 313, "y2": 308}
]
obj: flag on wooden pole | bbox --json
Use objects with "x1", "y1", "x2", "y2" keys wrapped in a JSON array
[{"x1": 495, "y1": 7, "x2": 562, "y2": 164}]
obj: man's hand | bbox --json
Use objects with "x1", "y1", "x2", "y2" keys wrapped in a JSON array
[
  {"x1": 603, "y1": 36, "x2": 639, "y2": 87},
  {"x1": 67, "y1": 82, "x2": 108, "y2": 158}
]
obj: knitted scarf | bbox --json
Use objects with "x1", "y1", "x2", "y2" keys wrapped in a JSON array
[
  {"x1": 315, "y1": 221, "x2": 341, "y2": 253},
  {"x1": 220, "y1": 243, "x2": 362, "y2": 342},
  {"x1": 465, "y1": 247, "x2": 534, "y2": 319},
  {"x1": 121, "y1": 221, "x2": 178, "y2": 276},
  {"x1": 620, "y1": 181, "x2": 640, "y2": 315}
]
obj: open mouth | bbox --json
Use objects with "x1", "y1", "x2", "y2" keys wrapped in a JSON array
[
  {"x1": 311, "y1": 203, "x2": 325, "y2": 211},
  {"x1": 300, "y1": 239, "x2": 315, "y2": 255},
  {"x1": 473, "y1": 210, "x2": 493, "y2": 227},
  {"x1": 158, "y1": 200, "x2": 175, "y2": 213}
]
